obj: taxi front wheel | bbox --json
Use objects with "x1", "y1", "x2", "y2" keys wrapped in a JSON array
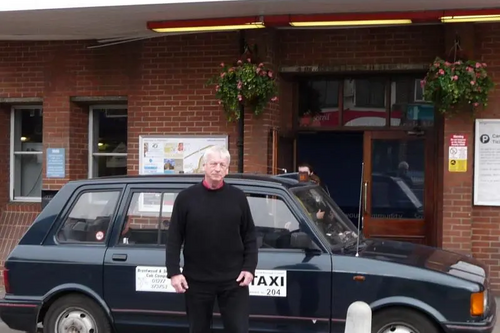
[
  {"x1": 372, "y1": 308, "x2": 440, "y2": 333},
  {"x1": 43, "y1": 294, "x2": 111, "y2": 333}
]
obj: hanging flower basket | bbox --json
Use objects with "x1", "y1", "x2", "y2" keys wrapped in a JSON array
[
  {"x1": 421, "y1": 57, "x2": 494, "y2": 115},
  {"x1": 207, "y1": 58, "x2": 279, "y2": 122}
]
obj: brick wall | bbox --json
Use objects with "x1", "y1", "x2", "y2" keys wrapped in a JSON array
[
  {"x1": 0, "y1": 24, "x2": 500, "y2": 291},
  {"x1": 279, "y1": 25, "x2": 444, "y2": 67},
  {"x1": 469, "y1": 24, "x2": 500, "y2": 290}
]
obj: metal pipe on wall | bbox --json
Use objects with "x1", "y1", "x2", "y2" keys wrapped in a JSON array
[{"x1": 237, "y1": 30, "x2": 245, "y2": 173}]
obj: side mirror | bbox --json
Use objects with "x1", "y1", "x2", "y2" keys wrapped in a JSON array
[{"x1": 290, "y1": 231, "x2": 312, "y2": 249}]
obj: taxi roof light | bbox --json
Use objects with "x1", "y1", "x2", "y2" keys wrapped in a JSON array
[{"x1": 298, "y1": 171, "x2": 309, "y2": 182}]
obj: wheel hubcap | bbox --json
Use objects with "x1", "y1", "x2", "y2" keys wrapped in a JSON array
[
  {"x1": 55, "y1": 308, "x2": 97, "y2": 333},
  {"x1": 379, "y1": 324, "x2": 418, "y2": 333}
]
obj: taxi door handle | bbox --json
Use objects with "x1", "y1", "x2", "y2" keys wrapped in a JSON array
[{"x1": 112, "y1": 253, "x2": 128, "y2": 261}]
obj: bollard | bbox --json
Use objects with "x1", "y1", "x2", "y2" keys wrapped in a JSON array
[{"x1": 344, "y1": 301, "x2": 372, "y2": 333}]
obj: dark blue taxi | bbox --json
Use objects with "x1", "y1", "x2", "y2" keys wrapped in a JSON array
[{"x1": 0, "y1": 174, "x2": 495, "y2": 333}]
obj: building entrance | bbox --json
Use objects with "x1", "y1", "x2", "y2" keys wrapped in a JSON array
[{"x1": 293, "y1": 130, "x2": 433, "y2": 245}]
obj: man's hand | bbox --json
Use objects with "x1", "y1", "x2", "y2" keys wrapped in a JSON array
[
  {"x1": 236, "y1": 271, "x2": 254, "y2": 287},
  {"x1": 316, "y1": 209, "x2": 325, "y2": 220},
  {"x1": 171, "y1": 274, "x2": 189, "y2": 293}
]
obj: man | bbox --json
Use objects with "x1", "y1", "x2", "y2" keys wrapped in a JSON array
[
  {"x1": 166, "y1": 145, "x2": 258, "y2": 333},
  {"x1": 298, "y1": 163, "x2": 325, "y2": 220}
]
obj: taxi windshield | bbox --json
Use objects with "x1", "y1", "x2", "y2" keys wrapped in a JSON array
[{"x1": 291, "y1": 185, "x2": 360, "y2": 248}]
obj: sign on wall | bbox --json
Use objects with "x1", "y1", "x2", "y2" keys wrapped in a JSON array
[
  {"x1": 448, "y1": 134, "x2": 467, "y2": 173},
  {"x1": 138, "y1": 135, "x2": 229, "y2": 213},
  {"x1": 474, "y1": 119, "x2": 500, "y2": 206},
  {"x1": 138, "y1": 135, "x2": 229, "y2": 175},
  {"x1": 46, "y1": 148, "x2": 66, "y2": 178}
]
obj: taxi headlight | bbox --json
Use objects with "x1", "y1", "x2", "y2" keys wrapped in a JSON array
[{"x1": 470, "y1": 290, "x2": 487, "y2": 316}]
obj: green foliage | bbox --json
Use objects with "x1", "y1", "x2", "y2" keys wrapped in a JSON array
[
  {"x1": 422, "y1": 57, "x2": 494, "y2": 115},
  {"x1": 207, "y1": 58, "x2": 279, "y2": 122}
]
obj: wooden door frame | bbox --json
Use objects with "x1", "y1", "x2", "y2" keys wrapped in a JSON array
[{"x1": 362, "y1": 130, "x2": 437, "y2": 245}]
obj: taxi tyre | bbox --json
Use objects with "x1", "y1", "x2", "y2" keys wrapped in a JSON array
[
  {"x1": 372, "y1": 307, "x2": 440, "y2": 333},
  {"x1": 43, "y1": 294, "x2": 111, "y2": 333}
]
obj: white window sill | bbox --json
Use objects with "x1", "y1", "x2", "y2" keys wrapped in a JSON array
[{"x1": 10, "y1": 197, "x2": 42, "y2": 203}]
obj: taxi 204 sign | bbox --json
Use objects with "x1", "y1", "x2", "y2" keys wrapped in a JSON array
[
  {"x1": 250, "y1": 270, "x2": 287, "y2": 297},
  {"x1": 136, "y1": 267, "x2": 287, "y2": 297}
]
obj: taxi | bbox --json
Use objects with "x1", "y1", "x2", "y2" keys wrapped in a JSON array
[{"x1": 0, "y1": 173, "x2": 495, "y2": 333}]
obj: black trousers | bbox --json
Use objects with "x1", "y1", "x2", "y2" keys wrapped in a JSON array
[{"x1": 185, "y1": 279, "x2": 250, "y2": 333}]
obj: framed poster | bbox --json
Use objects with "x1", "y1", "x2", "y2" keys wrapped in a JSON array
[
  {"x1": 138, "y1": 135, "x2": 229, "y2": 212},
  {"x1": 474, "y1": 119, "x2": 500, "y2": 206}
]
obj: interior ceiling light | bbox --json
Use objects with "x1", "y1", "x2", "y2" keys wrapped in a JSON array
[
  {"x1": 440, "y1": 15, "x2": 500, "y2": 23},
  {"x1": 147, "y1": 16, "x2": 265, "y2": 33},
  {"x1": 289, "y1": 19, "x2": 412, "y2": 27}
]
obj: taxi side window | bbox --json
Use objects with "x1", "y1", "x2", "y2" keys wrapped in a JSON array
[
  {"x1": 56, "y1": 190, "x2": 120, "y2": 243},
  {"x1": 118, "y1": 191, "x2": 178, "y2": 246},
  {"x1": 246, "y1": 194, "x2": 302, "y2": 250}
]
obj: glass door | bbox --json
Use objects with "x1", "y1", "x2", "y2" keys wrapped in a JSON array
[{"x1": 362, "y1": 131, "x2": 431, "y2": 244}]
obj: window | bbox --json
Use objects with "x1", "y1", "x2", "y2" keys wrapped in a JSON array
[
  {"x1": 348, "y1": 78, "x2": 386, "y2": 109},
  {"x1": 298, "y1": 79, "x2": 340, "y2": 127},
  {"x1": 390, "y1": 76, "x2": 434, "y2": 127},
  {"x1": 246, "y1": 194, "x2": 304, "y2": 249},
  {"x1": 10, "y1": 106, "x2": 43, "y2": 201},
  {"x1": 297, "y1": 74, "x2": 435, "y2": 129},
  {"x1": 56, "y1": 190, "x2": 121, "y2": 243},
  {"x1": 118, "y1": 191, "x2": 179, "y2": 246},
  {"x1": 89, "y1": 106, "x2": 127, "y2": 178},
  {"x1": 343, "y1": 78, "x2": 387, "y2": 127}
]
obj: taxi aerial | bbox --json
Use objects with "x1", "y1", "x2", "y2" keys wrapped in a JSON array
[{"x1": 0, "y1": 173, "x2": 495, "y2": 333}]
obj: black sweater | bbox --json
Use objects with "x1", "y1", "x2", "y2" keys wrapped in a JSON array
[{"x1": 165, "y1": 182, "x2": 258, "y2": 282}]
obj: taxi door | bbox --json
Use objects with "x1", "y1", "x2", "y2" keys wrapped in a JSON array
[
  {"x1": 102, "y1": 183, "x2": 188, "y2": 333},
  {"x1": 216, "y1": 186, "x2": 334, "y2": 333}
]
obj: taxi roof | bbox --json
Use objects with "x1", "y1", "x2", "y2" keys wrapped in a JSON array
[{"x1": 65, "y1": 172, "x2": 314, "y2": 190}]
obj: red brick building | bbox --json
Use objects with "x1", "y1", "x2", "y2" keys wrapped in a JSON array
[{"x1": 2, "y1": 2, "x2": 500, "y2": 290}]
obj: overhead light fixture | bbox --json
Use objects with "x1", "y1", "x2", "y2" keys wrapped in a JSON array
[
  {"x1": 441, "y1": 15, "x2": 500, "y2": 23},
  {"x1": 289, "y1": 19, "x2": 412, "y2": 27},
  {"x1": 147, "y1": 16, "x2": 265, "y2": 33}
]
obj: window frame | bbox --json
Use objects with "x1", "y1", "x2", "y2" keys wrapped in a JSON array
[
  {"x1": 237, "y1": 185, "x2": 329, "y2": 254},
  {"x1": 53, "y1": 187, "x2": 123, "y2": 246},
  {"x1": 347, "y1": 78, "x2": 387, "y2": 111},
  {"x1": 10, "y1": 105, "x2": 44, "y2": 202},
  {"x1": 113, "y1": 188, "x2": 181, "y2": 248},
  {"x1": 297, "y1": 73, "x2": 434, "y2": 130},
  {"x1": 88, "y1": 104, "x2": 128, "y2": 179}
]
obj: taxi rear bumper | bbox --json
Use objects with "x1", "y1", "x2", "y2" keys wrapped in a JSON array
[{"x1": 0, "y1": 298, "x2": 40, "y2": 332}]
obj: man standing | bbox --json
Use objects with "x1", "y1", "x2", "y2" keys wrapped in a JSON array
[
  {"x1": 298, "y1": 162, "x2": 325, "y2": 220},
  {"x1": 166, "y1": 145, "x2": 258, "y2": 333}
]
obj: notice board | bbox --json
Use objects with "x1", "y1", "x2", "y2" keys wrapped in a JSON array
[
  {"x1": 474, "y1": 119, "x2": 500, "y2": 206},
  {"x1": 138, "y1": 135, "x2": 229, "y2": 175}
]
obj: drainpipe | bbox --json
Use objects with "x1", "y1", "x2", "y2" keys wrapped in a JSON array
[{"x1": 237, "y1": 30, "x2": 245, "y2": 173}]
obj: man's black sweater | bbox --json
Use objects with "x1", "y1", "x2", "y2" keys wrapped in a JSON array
[{"x1": 165, "y1": 182, "x2": 258, "y2": 283}]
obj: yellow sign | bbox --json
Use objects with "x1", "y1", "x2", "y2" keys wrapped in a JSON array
[{"x1": 449, "y1": 159, "x2": 467, "y2": 172}]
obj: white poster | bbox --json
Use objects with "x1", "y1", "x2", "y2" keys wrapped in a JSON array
[
  {"x1": 135, "y1": 267, "x2": 287, "y2": 297},
  {"x1": 474, "y1": 119, "x2": 500, "y2": 206},
  {"x1": 139, "y1": 135, "x2": 229, "y2": 175},
  {"x1": 138, "y1": 135, "x2": 228, "y2": 213}
]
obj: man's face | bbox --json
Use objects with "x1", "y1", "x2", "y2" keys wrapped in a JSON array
[
  {"x1": 204, "y1": 153, "x2": 229, "y2": 182},
  {"x1": 298, "y1": 166, "x2": 311, "y2": 175}
]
